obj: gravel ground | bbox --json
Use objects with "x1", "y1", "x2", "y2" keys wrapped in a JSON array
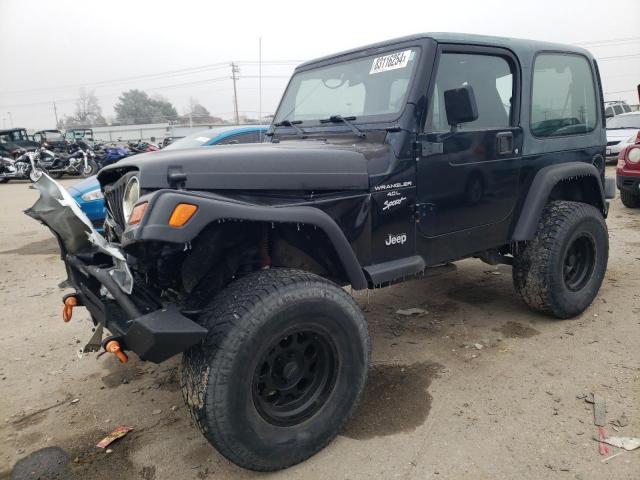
[{"x1": 0, "y1": 169, "x2": 638, "y2": 480}]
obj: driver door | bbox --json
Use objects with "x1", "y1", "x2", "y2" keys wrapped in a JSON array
[{"x1": 416, "y1": 46, "x2": 523, "y2": 262}]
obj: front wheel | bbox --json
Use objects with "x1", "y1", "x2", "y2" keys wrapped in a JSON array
[
  {"x1": 81, "y1": 159, "x2": 99, "y2": 177},
  {"x1": 512, "y1": 201, "x2": 608, "y2": 319},
  {"x1": 620, "y1": 190, "x2": 640, "y2": 208},
  {"x1": 180, "y1": 268, "x2": 370, "y2": 471}
]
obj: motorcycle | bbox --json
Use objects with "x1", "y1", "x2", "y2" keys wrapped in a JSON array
[
  {"x1": 94, "y1": 143, "x2": 130, "y2": 168},
  {"x1": 0, "y1": 156, "x2": 27, "y2": 183},
  {"x1": 36, "y1": 144, "x2": 99, "y2": 179},
  {"x1": 0, "y1": 150, "x2": 37, "y2": 183},
  {"x1": 127, "y1": 140, "x2": 159, "y2": 154}
]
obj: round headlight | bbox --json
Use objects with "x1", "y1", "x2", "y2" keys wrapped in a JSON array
[
  {"x1": 81, "y1": 188, "x2": 104, "y2": 202},
  {"x1": 628, "y1": 147, "x2": 640, "y2": 164},
  {"x1": 122, "y1": 176, "x2": 140, "y2": 221}
]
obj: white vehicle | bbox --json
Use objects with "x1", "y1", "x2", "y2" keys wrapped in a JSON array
[
  {"x1": 605, "y1": 100, "x2": 632, "y2": 119},
  {"x1": 606, "y1": 112, "x2": 640, "y2": 162}
]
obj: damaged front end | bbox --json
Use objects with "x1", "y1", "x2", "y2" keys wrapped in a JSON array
[{"x1": 25, "y1": 173, "x2": 207, "y2": 363}]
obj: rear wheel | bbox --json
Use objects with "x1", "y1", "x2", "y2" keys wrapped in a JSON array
[
  {"x1": 620, "y1": 189, "x2": 640, "y2": 208},
  {"x1": 513, "y1": 201, "x2": 608, "y2": 319},
  {"x1": 181, "y1": 268, "x2": 370, "y2": 471}
]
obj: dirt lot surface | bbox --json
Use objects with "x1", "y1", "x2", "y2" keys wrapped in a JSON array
[{"x1": 1, "y1": 170, "x2": 638, "y2": 479}]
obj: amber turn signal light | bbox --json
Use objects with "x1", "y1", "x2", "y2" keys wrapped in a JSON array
[
  {"x1": 168, "y1": 203, "x2": 198, "y2": 227},
  {"x1": 128, "y1": 202, "x2": 148, "y2": 225}
]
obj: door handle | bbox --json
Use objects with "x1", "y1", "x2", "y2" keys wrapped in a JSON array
[{"x1": 496, "y1": 131, "x2": 514, "y2": 155}]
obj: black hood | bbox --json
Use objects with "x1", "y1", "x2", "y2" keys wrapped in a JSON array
[{"x1": 99, "y1": 141, "x2": 370, "y2": 191}]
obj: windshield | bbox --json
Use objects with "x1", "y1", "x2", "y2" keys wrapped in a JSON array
[
  {"x1": 607, "y1": 113, "x2": 640, "y2": 129},
  {"x1": 274, "y1": 48, "x2": 420, "y2": 124},
  {"x1": 43, "y1": 131, "x2": 64, "y2": 141},
  {"x1": 1, "y1": 129, "x2": 29, "y2": 142},
  {"x1": 163, "y1": 131, "x2": 215, "y2": 150}
]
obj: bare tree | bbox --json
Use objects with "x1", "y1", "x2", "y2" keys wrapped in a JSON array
[
  {"x1": 183, "y1": 97, "x2": 223, "y2": 124},
  {"x1": 62, "y1": 89, "x2": 106, "y2": 127}
]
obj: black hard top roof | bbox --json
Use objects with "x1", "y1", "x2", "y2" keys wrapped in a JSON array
[{"x1": 298, "y1": 32, "x2": 593, "y2": 69}]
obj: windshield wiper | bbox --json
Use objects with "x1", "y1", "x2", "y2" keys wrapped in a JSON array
[
  {"x1": 319, "y1": 115, "x2": 366, "y2": 138},
  {"x1": 273, "y1": 119, "x2": 306, "y2": 136}
]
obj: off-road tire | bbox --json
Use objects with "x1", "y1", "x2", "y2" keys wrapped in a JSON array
[
  {"x1": 620, "y1": 190, "x2": 640, "y2": 208},
  {"x1": 180, "y1": 268, "x2": 370, "y2": 471},
  {"x1": 512, "y1": 200, "x2": 608, "y2": 319}
]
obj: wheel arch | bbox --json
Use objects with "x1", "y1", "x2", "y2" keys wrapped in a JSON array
[
  {"x1": 512, "y1": 162, "x2": 606, "y2": 241},
  {"x1": 125, "y1": 190, "x2": 368, "y2": 290}
]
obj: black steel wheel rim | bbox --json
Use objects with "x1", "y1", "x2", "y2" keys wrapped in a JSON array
[
  {"x1": 563, "y1": 234, "x2": 596, "y2": 292},
  {"x1": 252, "y1": 327, "x2": 338, "y2": 426}
]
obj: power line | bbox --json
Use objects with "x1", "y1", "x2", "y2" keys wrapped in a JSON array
[
  {"x1": 575, "y1": 36, "x2": 640, "y2": 46},
  {"x1": 596, "y1": 53, "x2": 640, "y2": 61},
  {"x1": 0, "y1": 60, "x2": 301, "y2": 97},
  {"x1": 0, "y1": 75, "x2": 235, "y2": 109},
  {"x1": 604, "y1": 89, "x2": 638, "y2": 95},
  {"x1": 0, "y1": 63, "x2": 230, "y2": 97}
]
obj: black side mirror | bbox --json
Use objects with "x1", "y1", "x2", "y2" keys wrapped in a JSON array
[{"x1": 444, "y1": 85, "x2": 479, "y2": 128}]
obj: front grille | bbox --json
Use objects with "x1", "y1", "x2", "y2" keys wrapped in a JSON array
[
  {"x1": 607, "y1": 140, "x2": 621, "y2": 146},
  {"x1": 103, "y1": 171, "x2": 136, "y2": 228}
]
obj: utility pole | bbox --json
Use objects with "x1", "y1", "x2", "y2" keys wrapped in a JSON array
[
  {"x1": 258, "y1": 38, "x2": 262, "y2": 130},
  {"x1": 53, "y1": 102, "x2": 59, "y2": 127},
  {"x1": 230, "y1": 62, "x2": 240, "y2": 125}
]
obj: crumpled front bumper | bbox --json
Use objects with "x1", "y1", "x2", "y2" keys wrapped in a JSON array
[{"x1": 25, "y1": 173, "x2": 207, "y2": 363}]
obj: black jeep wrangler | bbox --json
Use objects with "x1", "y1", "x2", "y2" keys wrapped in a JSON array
[{"x1": 28, "y1": 33, "x2": 615, "y2": 471}]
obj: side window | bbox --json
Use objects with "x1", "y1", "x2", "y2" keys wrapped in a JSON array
[
  {"x1": 605, "y1": 106, "x2": 614, "y2": 117},
  {"x1": 531, "y1": 53, "x2": 597, "y2": 137},
  {"x1": 216, "y1": 131, "x2": 263, "y2": 145},
  {"x1": 613, "y1": 105, "x2": 623, "y2": 115},
  {"x1": 426, "y1": 53, "x2": 514, "y2": 132}
]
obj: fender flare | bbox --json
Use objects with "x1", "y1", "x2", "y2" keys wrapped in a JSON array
[
  {"x1": 512, "y1": 162, "x2": 606, "y2": 242},
  {"x1": 121, "y1": 190, "x2": 368, "y2": 290}
]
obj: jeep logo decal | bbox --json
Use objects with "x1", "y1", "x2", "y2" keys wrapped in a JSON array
[{"x1": 385, "y1": 233, "x2": 407, "y2": 246}]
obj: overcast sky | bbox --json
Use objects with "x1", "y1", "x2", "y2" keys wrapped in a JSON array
[{"x1": 1, "y1": 0, "x2": 639, "y2": 130}]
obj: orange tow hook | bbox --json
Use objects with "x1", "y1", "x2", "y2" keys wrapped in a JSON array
[
  {"x1": 62, "y1": 296, "x2": 78, "y2": 322},
  {"x1": 105, "y1": 340, "x2": 128, "y2": 364}
]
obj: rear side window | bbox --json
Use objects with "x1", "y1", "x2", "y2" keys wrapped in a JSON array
[{"x1": 531, "y1": 53, "x2": 597, "y2": 137}]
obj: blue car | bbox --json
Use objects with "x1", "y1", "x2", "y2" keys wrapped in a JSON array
[{"x1": 68, "y1": 125, "x2": 269, "y2": 229}]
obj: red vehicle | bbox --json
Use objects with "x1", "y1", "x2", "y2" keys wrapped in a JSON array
[{"x1": 616, "y1": 132, "x2": 640, "y2": 208}]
